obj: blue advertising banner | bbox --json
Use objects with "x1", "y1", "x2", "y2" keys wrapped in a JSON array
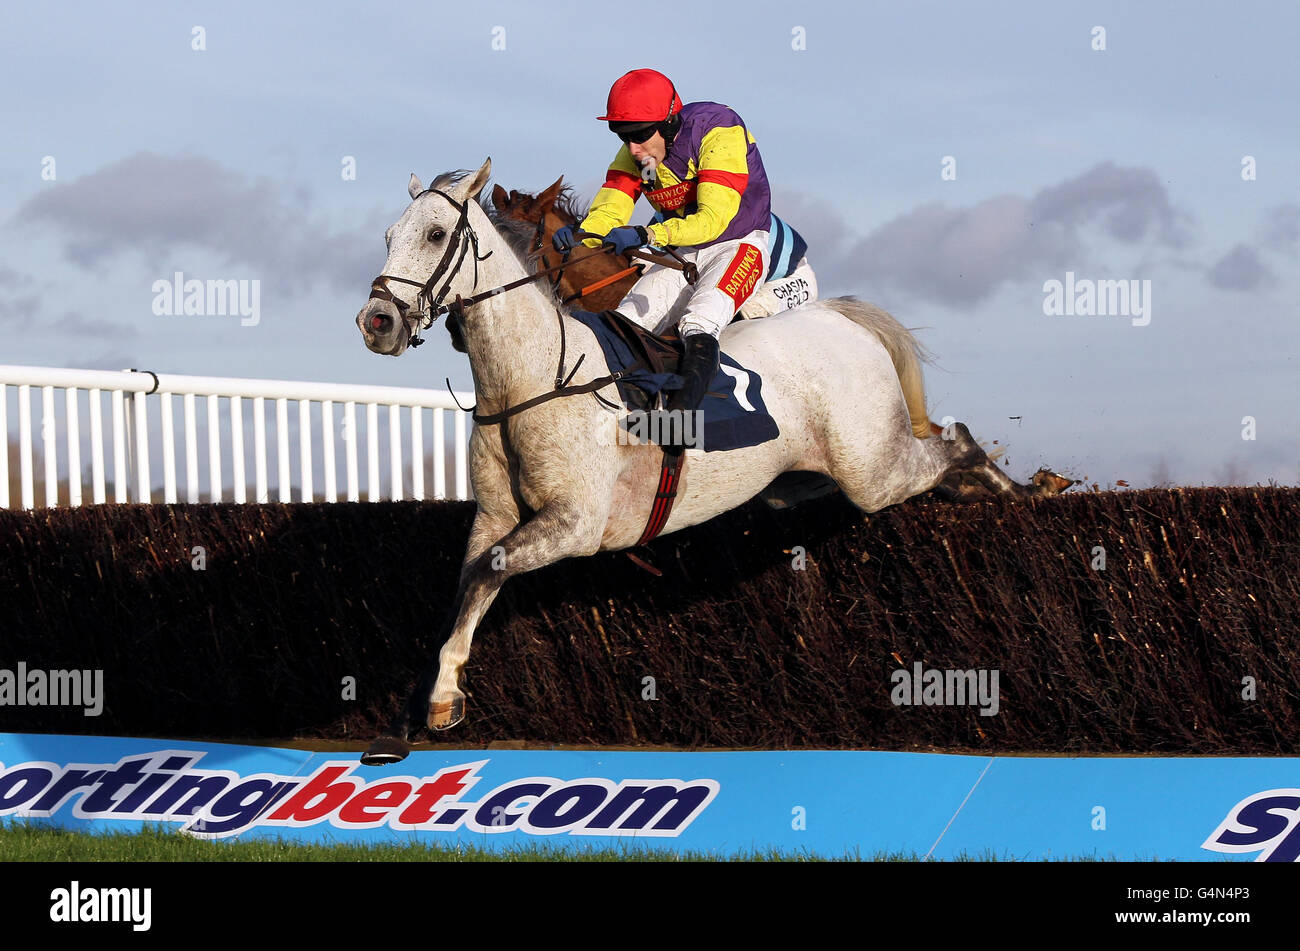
[{"x1": 2, "y1": 734, "x2": 1297, "y2": 860}]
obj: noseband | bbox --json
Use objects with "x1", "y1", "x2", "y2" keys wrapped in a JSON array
[{"x1": 368, "y1": 187, "x2": 493, "y2": 347}]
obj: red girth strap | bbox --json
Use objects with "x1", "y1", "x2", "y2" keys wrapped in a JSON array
[{"x1": 636, "y1": 448, "x2": 685, "y2": 546}]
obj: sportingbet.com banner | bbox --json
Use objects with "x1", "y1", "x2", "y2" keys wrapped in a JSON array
[{"x1": 1, "y1": 733, "x2": 1298, "y2": 860}]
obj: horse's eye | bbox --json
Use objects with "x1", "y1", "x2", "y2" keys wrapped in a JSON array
[{"x1": 427, "y1": 228, "x2": 445, "y2": 242}]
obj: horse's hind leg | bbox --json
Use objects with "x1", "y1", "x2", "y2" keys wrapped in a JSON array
[
  {"x1": 825, "y1": 418, "x2": 954, "y2": 513},
  {"x1": 939, "y1": 422, "x2": 1072, "y2": 498},
  {"x1": 825, "y1": 414, "x2": 1065, "y2": 514}
]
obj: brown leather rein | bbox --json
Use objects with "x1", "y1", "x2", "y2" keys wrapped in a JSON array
[{"x1": 369, "y1": 198, "x2": 696, "y2": 560}]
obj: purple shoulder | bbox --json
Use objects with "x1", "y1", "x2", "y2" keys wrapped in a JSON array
[{"x1": 680, "y1": 101, "x2": 748, "y2": 138}]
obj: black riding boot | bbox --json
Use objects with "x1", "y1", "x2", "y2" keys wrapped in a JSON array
[{"x1": 661, "y1": 332, "x2": 720, "y2": 450}]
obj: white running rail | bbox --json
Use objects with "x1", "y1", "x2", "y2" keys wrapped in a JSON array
[{"x1": 0, "y1": 365, "x2": 474, "y2": 509}]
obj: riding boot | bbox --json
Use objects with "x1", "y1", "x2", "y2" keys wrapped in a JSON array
[{"x1": 661, "y1": 331, "x2": 720, "y2": 450}]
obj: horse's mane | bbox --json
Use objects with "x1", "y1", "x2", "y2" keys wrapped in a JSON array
[
  {"x1": 549, "y1": 183, "x2": 589, "y2": 225},
  {"x1": 428, "y1": 168, "x2": 568, "y2": 308}
]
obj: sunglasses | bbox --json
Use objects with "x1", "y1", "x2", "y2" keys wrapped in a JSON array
[{"x1": 616, "y1": 125, "x2": 659, "y2": 145}]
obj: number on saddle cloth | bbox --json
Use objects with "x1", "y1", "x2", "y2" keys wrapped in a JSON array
[{"x1": 567, "y1": 309, "x2": 780, "y2": 452}]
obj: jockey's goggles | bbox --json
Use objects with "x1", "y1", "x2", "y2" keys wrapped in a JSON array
[{"x1": 612, "y1": 122, "x2": 659, "y2": 145}]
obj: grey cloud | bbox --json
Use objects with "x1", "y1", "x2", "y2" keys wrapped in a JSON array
[
  {"x1": 843, "y1": 194, "x2": 1061, "y2": 306},
  {"x1": 1207, "y1": 243, "x2": 1275, "y2": 291},
  {"x1": 1028, "y1": 162, "x2": 1192, "y2": 247},
  {"x1": 768, "y1": 186, "x2": 858, "y2": 289},
  {"x1": 0, "y1": 292, "x2": 41, "y2": 323},
  {"x1": 1258, "y1": 203, "x2": 1299, "y2": 252},
  {"x1": 0, "y1": 265, "x2": 33, "y2": 289},
  {"x1": 0, "y1": 266, "x2": 39, "y2": 323},
  {"x1": 16, "y1": 152, "x2": 379, "y2": 293},
  {"x1": 792, "y1": 162, "x2": 1217, "y2": 308}
]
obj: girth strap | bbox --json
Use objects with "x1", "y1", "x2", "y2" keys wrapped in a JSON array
[{"x1": 635, "y1": 448, "x2": 685, "y2": 546}]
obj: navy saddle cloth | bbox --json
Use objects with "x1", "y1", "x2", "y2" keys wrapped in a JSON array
[{"x1": 567, "y1": 309, "x2": 779, "y2": 452}]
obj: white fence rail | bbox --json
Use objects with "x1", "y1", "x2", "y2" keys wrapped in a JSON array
[{"x1": 0, "y1": 365, "x2": 475, "y2": 509}]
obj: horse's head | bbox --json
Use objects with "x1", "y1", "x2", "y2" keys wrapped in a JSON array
[
  {"x1": 490, "y1": 176, "x2": 567, "y2": 230},
  {"x1": 357, "y1": 158, "x2": 493, "y2": 357}
]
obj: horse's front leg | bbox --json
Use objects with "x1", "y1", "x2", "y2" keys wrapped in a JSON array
[
  {"x1": 362, "y1": 500, "x2": 600, "y2": 764},
  {"x1": 360, "y1": 507, "x2": 515, "y2": 764}
]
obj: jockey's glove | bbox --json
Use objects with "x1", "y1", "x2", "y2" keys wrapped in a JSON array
[
  {"x1": 552, "y1": 224, "x2": 581, "y2": 252},
  {"x1": 602, "y1": 225, "x2": 650, "y2": 256}
]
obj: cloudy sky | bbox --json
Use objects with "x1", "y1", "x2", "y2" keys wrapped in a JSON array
[{"x1": 2, "y1": 0, "x2": 1297, "y2": 488}]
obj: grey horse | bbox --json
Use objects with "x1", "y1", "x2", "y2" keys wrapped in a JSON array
[{"x1": 355, "y1": 158, "x2": 1068, "y2": 763}]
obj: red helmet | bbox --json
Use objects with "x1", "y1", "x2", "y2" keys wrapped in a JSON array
[{"x1": 597, "y1": 68, "x2": 681, "y2": 122}]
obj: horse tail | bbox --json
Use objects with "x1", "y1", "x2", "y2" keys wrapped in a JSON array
[{"x1": 824, "y1": 296, "x2": 936, "y2": 439}]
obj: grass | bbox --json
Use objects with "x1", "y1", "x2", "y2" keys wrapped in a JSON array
[{"x1": 0, "y1": 823, "x2": 1138, "y2": 861}]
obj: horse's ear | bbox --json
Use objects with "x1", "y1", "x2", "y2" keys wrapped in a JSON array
[
  {"x1": 491, "y1": 183, "x2": 509, "y2": 210},
  {"x1": 408, "y1": 173, "x2": 425, "y2": 200},
  {"x1": 536, "y1": 175, "x2": 565, "y2": 211},
  {"x1": 454, "y1": 158, "x2": 492, "y2": 203}
]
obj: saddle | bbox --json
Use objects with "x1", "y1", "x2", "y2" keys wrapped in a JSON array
[{"x1": 596, "y1": 309, "x2": 683, "y2": 411}]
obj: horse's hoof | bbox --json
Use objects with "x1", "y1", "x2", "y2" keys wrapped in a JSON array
[
  {"x1": 360, "y1": 735, "x2": 410, "y2": 766},
  {"x1": 429, "y1": 696, "x2": 466, "y2": 731},
  {"x1": 1032, "y1": 468, "x2": 1076, "y2": 495}
]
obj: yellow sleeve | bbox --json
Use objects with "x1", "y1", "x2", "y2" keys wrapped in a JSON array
[
  {"x1": 645, "y1": 125, "x2": 750, "y2": 247},
  {"x1": 578, "y1": 146, "x2": 643, "y2": 247}
]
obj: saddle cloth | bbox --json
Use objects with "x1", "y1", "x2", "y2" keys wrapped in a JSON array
[{"x1": 567, "y1": 309, "x2": 780, "y2": 453}]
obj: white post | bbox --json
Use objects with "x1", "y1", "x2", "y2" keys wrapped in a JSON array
[
  {"x1": 455, "y1": 410, "x2": 468, "y2": 500},
  {"x1": 388, "y1": 403, "x2": 403, "y2": 501},
  {"x1": 207, "y1": 394, "x2": 222, "y2": 503},
  {"x1": 161, "y1": 392, "x2": 177, "y2": 503},
  {"x1": 112, "y1": 389, "x2": 127, "y2": 503},
  {"x1": 133, "y1": 390, "x2": 150, "y2": 503},
  {"x1": 42, "y1": 385, "x2": 57, "y2": 507},
  {"x1": 90, "y1": 388, "x2": 105, "y2": 504},
  {"x1": 411, "y1": 406, "x2": 424, "y2": 501},
  {"x1": 275, "y1": 397, "x2": 290, "y2": 502},
  {"x1": 19, "y1": 385, "x2": 33, "y2": 509},
  {"x1": 66, "y1": 387, "x2": 82, "y2": 506},
  {"x1": 253, "y1": 395, "x2": 267, "y2": 503},
  {"x1": 231, "y1": 395, "x2": 246, "y2": 503},
  {"x1": 322, "y1": 399, "x2": 337, "y2": 503},
  {"x1": 298, "y1": 398, "x2": 313, "y2": 503},
  {"x1": 344, "y1": 400, "x2": 358, "y2": 502},
  {"x1": 367, "y1": 402, "x2": 379, "y2": 501},
  {"x1": 433, "y1": 408, "x2": 445, "y2": 500},
  {"x1": 184, "y1": 393, "x2": 199, "y2": 503}
]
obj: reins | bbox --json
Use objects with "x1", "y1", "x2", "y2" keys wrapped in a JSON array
[
  {"x1": 371, "y1": 204, "x2": 695, "y2": 423},
  {"x1": 371, "y1": 192, "x2": 699, "y2": 562}
]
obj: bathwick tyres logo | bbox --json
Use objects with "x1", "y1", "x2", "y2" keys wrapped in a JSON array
[
  {"x1": 718, "y1": 243, "x2": 762, "y2": 307},
  {"x1": 0, "y1": 751, "x2": 719, "y2": 840}
]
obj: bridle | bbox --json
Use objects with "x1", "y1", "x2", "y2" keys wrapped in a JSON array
[{"x1": 367, "y1": 187, "x2": 493, "y2": 348}]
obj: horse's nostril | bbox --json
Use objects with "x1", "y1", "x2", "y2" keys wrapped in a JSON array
[{"x1": 371, "y1": 314, "x2": 392, "y2": 334}]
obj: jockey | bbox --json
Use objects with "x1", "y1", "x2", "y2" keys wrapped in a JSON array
[{"x1": 553, "y1": 68, "x2": 775, "y2": 431}]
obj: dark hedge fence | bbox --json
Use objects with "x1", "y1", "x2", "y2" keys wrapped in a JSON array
[{"x1": 1, "y1": 487, "x2": 1297, "y2": 753}]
